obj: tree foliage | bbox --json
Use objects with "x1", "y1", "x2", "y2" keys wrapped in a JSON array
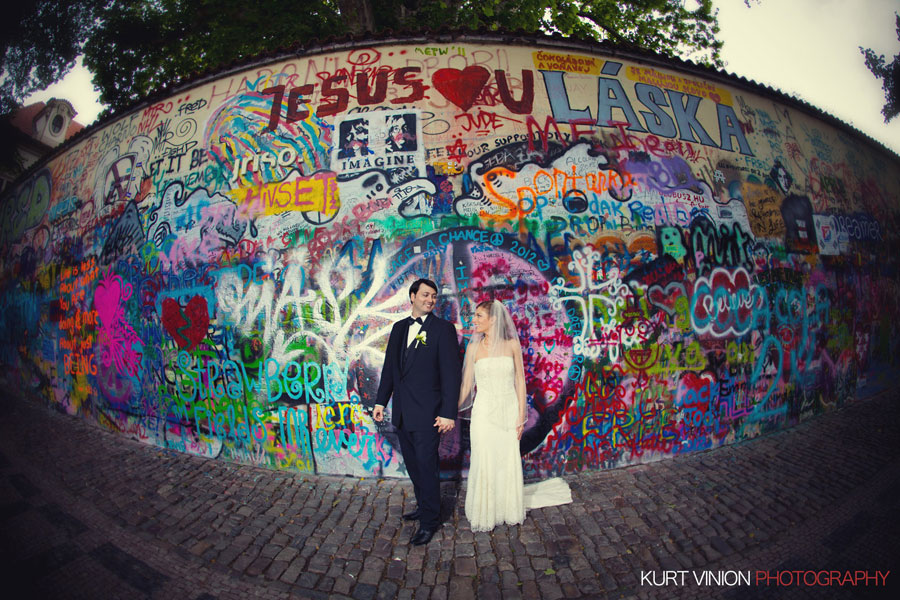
[
  {"x1": 83, "y1": 0, "x2": 345, "y2": 113},
  {"x1": 0, "y1": 0, "x2": 103, "y2": 114},
  {"x1": 338, "y1": 1, "x2": 723, "y2": 67},
  {"x1": 4, "y1": 1, "x2": 725, "y2": 115},
  {"x1": 860, "y1": 12, "x2": 899, "y2": 123}
]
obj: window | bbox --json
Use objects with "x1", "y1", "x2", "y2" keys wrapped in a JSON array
[{"x1": 50, "y1": 114, "x2": 65, "y2": 135}]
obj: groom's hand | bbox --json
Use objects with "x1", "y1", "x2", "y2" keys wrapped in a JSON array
[
  {"x1": 373, "y1": 405, "x2": 384, "y2": 422},
  {"x1": 435, "y1": 416, "x2": 454, "y2": 434}
]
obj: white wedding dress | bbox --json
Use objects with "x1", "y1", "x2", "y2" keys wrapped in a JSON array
[{"x1": 465, "y1": 356, "x2": 572, "y2": 532}]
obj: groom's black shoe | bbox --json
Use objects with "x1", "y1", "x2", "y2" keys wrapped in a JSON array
[
  {"x1": 402, "y1": 509, "x2": 421, "y2": 521},
  {"x1": 410, "y1": 526, "x2": 437, "y2": 545}
]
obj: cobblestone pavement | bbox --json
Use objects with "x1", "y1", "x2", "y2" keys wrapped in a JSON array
[{"x1": 1, "y1": 391, "x2": 898, "y2": 600}]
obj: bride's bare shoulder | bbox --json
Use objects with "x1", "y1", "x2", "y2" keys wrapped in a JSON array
[{"x1": 502, "y1": 339, "x2": 521, "y2": 355}]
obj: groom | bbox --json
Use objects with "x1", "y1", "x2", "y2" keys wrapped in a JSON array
[{"x1": 374, "y1": 278, "x2": 460, "y2": 545}]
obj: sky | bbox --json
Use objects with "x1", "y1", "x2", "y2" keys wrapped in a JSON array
[
  {"x1": 23, "y1": 0, "x2": 900, "y2": 155},
  {"x1": 714, "y1": 0, "x2": 900, "y2": 155}
]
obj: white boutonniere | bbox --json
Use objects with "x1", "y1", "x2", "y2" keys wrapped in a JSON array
[{"x1": 414, "y1": 330, "x2": 427, "y2": 348}]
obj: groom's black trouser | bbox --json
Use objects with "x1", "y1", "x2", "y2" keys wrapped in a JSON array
[{"x1": 397, "y1": 425, "x2": 441, "y2": 529}]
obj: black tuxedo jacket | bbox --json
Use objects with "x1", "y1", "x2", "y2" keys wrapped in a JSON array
[{"x1": 375, "y1": 313, "x2": 461, "y2": 431}]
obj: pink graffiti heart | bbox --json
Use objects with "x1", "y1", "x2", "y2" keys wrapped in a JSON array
[
  {"x1": 432, "y1": 66, "x2": 491, "y2": 112},
  {"x1": 94, "y1": 270, "x2": 131, "y2": 326},
  {"x1": 161, "y1": 296, "x2": 209, "y2": 350}
]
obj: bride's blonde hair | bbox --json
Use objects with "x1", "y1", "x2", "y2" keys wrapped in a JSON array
[{"x1": 476, "y1": 299, "x2": 517, "y2": 340}]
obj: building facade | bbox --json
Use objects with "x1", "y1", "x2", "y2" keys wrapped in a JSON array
[{"x1": 1, "y1": 98, "x2": 83, "y2": 194}]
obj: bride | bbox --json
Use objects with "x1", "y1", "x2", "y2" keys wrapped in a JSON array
[{"x1": 459, "y1": 300, "x2": 571, "y2": 532}]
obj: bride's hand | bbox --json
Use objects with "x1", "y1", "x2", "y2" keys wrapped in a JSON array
[
  {"x1": 435, "y1": 416, "x2": 455, "y2": 434},
  {"x1": 516, "y1": 423, "x2": 524, "y2": 440}
]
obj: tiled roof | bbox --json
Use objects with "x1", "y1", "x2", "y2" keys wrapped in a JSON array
[{"x1": 6, "y1": 100, "x2": 85, "y2": 141}]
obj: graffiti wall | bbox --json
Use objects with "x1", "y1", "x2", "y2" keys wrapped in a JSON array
[{"x1": 2, "y1": 38, "x2": 899, "y2": 480}]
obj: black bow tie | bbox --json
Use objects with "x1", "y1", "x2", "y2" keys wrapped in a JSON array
[{"x1": 410, "y1": 317, "x2": 424, "y2": 325}]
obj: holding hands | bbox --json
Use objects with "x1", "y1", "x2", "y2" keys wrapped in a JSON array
[
  {"x1": 373, "y1": 405, "x2": 455, "y2": 435},
  {"x1": 435, "y1": 416, "x2": 455, "y2": 434}
]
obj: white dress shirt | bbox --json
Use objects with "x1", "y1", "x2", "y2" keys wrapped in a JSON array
[{"x1": 406, "y1": 314, "x2": 424, "y2": 347}]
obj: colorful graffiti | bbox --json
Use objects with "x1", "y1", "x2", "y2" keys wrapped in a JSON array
[{"x1": 2, "y1": 39, "x2": 899, "y2": 481}]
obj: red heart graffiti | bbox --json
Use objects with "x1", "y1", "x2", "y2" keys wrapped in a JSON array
[
  {"x1": 161, "y1": 296, "x2": 209, "y2": 350},
  {"x1": 647, "y1": 282, "x2": 687, "y2": 317},
  {"x1": 432, "y1": 66, "x2": 491, "y2": 111}
]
